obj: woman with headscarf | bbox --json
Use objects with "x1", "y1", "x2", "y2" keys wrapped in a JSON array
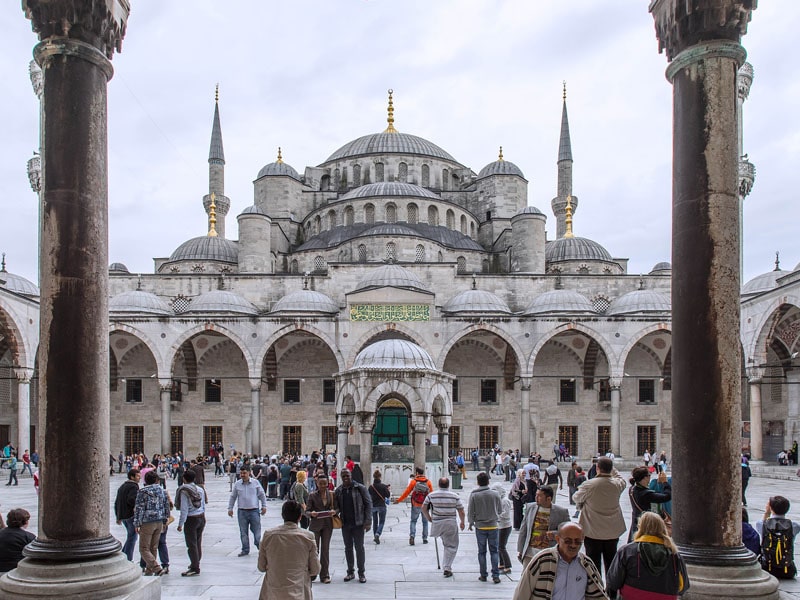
[
  {"x1": 607, "y1": 511, "x2": 689, "y2": 599},
  {"x1": 628, "y1": 466, "x2": 671, "y2": 542},
  {"x1": 509, "y1": 468, "x2": 527, "y2": 530}
]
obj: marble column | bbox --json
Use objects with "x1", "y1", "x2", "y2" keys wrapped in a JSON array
[
  {"x1": 651, "y1": 2, "x2": 777, "y2": 597},
  {"x1": 519, "y1": 377, "x2": 531, "y2": 456},
  {"x1": 358, "y1": 412, "x2": 375, "y2": 483},
  {"x1": 14, "y1": 369, "x2": 31, "y2": 457},
  {"x1": 159, "y1": 381, "x2": 172, "y2": 455},
  {"x1": 250, "y1": 381, "x2": 261, "y2": 456},
  {"x1": 609, "y1": 384, "x2": 621, "y2": 455},
  {"x1": 748, "y1": 377, "x2": 764, "y2": 461},
  {"x1": 336, "y1": 416, "x2": 350, "y2": 484}
]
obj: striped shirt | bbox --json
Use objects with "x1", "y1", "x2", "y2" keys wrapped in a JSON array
[{"x1": 423, "y1": 489, "x2": 463, "y2": 521}]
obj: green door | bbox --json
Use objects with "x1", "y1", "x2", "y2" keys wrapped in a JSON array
[{"x1": 373, "y1": 399, "x2": 409, "y2": 445}]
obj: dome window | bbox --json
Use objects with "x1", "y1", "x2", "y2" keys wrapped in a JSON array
[
  {"x1": 428, "y1": 206, "x2": 439, "y2": 226},
  {"x1": 461, "y1": 215, "x2": 467, "y2": 234},
  {"x1": 407, "y1": 203, "x2": 418, "y2": 224},
  {"x1": 457, "y1": 256, "x2": 467, "y2": 274},
  {"x1": 446, "y1": 210, "x2": 455, "y2": 229},
  {"x1": 386, "y1": 242, "x2": 397, "y2": 263},
  {"x1": 398, "y1": 162, "x2": 408, "y2": 183},
  {"x1": 421, "y1": 164, "x2": 430, "y2": 187},
  {"x1": 358, "y1": 244, "x2": 367, "y2": 263},
  {"x1": 592, "y1": 295, "x2": 610, "y2": 314},
  {"x1": 470, "y1": 222, "x2": 476, "y2": 238},
  {"x1": 442, "y1": 168, "x2": 449, "y2": 191},
  {"x1": 328, "y1": 210, "x2": 337, "y2": 229},
  {"x1": 385, "y1": 203, "x2": 397, "y2": 223},
  {"x1": 375, "y1": 162, "x2": 384, "y2": 182},
  {"x1": 171, "y1": 295, "x2": 191, "y2": 314},
  {"x1": 344, "y1": 206, "x2": 354, "y2": 226},
  {"x1": 353, "y1": 165, "x2": 361, "y2": 187},
  {"x1": 314, "y1": 215, "x2": 321, "y2": 235},
  {"x1": 415, "y1": 244, "x2": 425, "y2": 263},
  {"x1": 365, "y1": 203, "x2": 375, "y2": 225}
]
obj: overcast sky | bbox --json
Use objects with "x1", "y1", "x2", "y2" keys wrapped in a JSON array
[{"x1": 1, "y1": 2, "x2": 798, "y2": 286}]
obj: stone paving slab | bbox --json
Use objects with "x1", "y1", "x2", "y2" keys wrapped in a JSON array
[{"x1": 2, "y1": 468, "x2": 800, "y2": 598}]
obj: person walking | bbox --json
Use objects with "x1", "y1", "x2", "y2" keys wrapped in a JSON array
[
  {"x1": 307, "y1": 472, "x2": 336, "y2": 584},
  {"x1": 742, "y1": 456, "x2": 752, "y2": 506},
  {"x1": 368, "y1": 469, "x2": 391, "y2": 544},
  {"x1": 133, "y1": 470, "x2": 170, "y2": 576},
  {"x1": 334, "y1": 468, "x2": 371, "y2": 583},
  {"x1": 5, "y1": 454, "x2": 18, "y2": 486},
  {"x1": 492, "y1": 483, "x2": 513, "y2": 574},
  {"x1": 422, "y1": 476, "x2": 465, "y2": 577},
  {"x1": 114, "y1": 468, "x2": 141, "y2": 561},
  {"x1": 227, "y1": 465, "x2": 268, "y2": 556},
  {"x1": 509, "y1": 468, "x2": 527, "y2": 530},
  {"x1": 395, "y1": 466, "x2": 433, "y2": 545},
  {"x1": 257, "y1": 500, "x2": 320, "y2": 600},
  {"x1": 176, "y1": 469, "x2": 206, "y2": 577},
  {"x1": 467, "y1": 471, "x2": 503, "y2": 584},
  {"x1": 293, "y1": 470, "x2": 310, "y2": 529},
  {"x1": 517, "y1": 486, "x2": 570, "y2": 567}
]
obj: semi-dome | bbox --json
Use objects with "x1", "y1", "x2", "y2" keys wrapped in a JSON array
[
  {"x1": 256, "y1": 161, "x2": 301, "y2": 181},
  {"x1": 339, "y1": 182, "x2": 440, "y2": 201},
  {"x1": 110, "y1": 290, "x2": 172, "y2": 315},
  {"x1": 442, "y1": 289, "x2": 511, "y2": 314},
  {"x1": 0, "y1": 269, "x2": 39, "y2": 297},
  {"x1": 271, "y1": 290, "x2": 339, "y2": 314},
  {"x1": 478, "y1": 159, "x2": 525, "y2": 179},
  {"x1": 296, "y1": 222, "x2": 482, "y2": 252},
  {"x1": 545, "y1": 237, "x2": 613, "y2": 262},
  {"x1": 520, "y1": 290, "x2": 594, "y2": 315},
  {"x1": 607, "y1": 290, "x2": 671, "y2": 315},
  {"x1": 185, "y1": 290, "x2": 259, "y2": 315},
  {"x1": 109, "y1": 262, "x2": 130, "y2": 273},
  {"x1": 742, "y1": 270, "x2": 788, "y2": 295},
  {"x1": 352, "y1": 264, "x2": 429, "y2": 293},
  {"x1": 650, "y1": 262, "x2": 672, "y2": 274},
  {"x1": 238, "y1": 205, "x2": 268, "y2": 217},
  {"x1": 324, "y1": 131, "x2": 457, "y2": 164},
  {"x1": 352, "y1": 339, "x2": 436, "y2": 371},
  {"x1": 169, "y1": 236, "x2": 238, "y2": 263}
]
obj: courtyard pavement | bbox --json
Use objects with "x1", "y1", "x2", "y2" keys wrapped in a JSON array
[{"x1": 2, "y1": 466, "x2": 800, "y2": 599}]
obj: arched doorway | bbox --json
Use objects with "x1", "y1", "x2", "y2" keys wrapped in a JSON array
[{"x1": 373, "y1": 398, "x2": 409, "y2": 445}]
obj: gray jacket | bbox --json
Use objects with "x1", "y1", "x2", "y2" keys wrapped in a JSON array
[
  {"x1": 467, "y1": 485, "x2": 502, "y2": 529},
  {"x1": 516, "y1": 502, "x2": 571, "y2": 557}
]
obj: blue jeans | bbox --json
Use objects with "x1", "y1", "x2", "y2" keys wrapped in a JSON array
[
  {"x1": 372, "y1": 505, "x2": 386, "y2": 536},
  {"x1": 475, "y1": 528, "x2": 500, "y2": 578},
  {"x1": 410, "y1": 505, "x2": 428, "y2": 539},
  {"x1": 121, "y1": 517, "x2": 138, "y2": 561},
  {"x1": 237, "y1": 509, "x2": 261, "y2": 554}
]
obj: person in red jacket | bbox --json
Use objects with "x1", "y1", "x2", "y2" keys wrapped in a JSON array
[{"x1": 395, "y1": 467, "x2": 434, "y2": 545}]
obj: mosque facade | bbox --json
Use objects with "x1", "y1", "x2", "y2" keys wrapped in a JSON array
[{"x1": 0, "y1": 75, "x2": 796, "y2": 471}]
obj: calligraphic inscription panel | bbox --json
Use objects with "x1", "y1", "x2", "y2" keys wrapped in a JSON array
[{"x1": 350, "y1": 304, "x2": 430, "y2": 322}]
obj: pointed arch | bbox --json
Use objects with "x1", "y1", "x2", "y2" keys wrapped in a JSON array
[
  {"x1": 167, "y1": 323, "x2": 255, "y2": 379},
  {"x1": 362, "y1": 379, "x2": 424, "y2": 414},
  {"x1": 254, "y1": 323, "x2": 345, "y2": 375},
  {"x1": 744, "y1": 295, "x2": 800, "y2": 367},
  {"x1": 436, "y1": 322, "x2": 525, "y2": 374},
  {"x1": 347, "y1": 324, "x2": 426, "y2": 368},
  {"x1": 527, "y1": 323, "x2": 617, "y2": 375}
]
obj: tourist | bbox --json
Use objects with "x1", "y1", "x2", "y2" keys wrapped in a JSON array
[
  {"x1": 293, "y1": 470, "x2": 310, "y2": 529},
  {"x1": 114, "y1": 468, "x2": 141, "y2": 561},
  {"x1": 334, "y1": 468, "x2": 371, "y2": 583},
  {"x1": 0, "y1": 508, "x2": 35, "y2": 573},
  {"x1": 422, "y1": 477, "x2": 465, "y2": 577},
  {"x1": 227, "y1": 465, "x2": 268, "y2": 556},
  {"x1": 368, "y1": 469, "x2": 390, "y2": 544},
  {"x1": 467, "y1": 471, "x2": 502, "y2": 584},
  {"x1": 517, "y1": 486, "x2": 570, "y2": 567},
  {"x1": 307, "y1": 473, "x2": 336, "y2": 584},
  {"x1": 509, "y1": 468, "x2": 527, "y2": 530},
  {"x1": 395, "y1": 466, "x2": 433, "y2": 545},
  {"x1": 627, "y1": 466, "x2": 671, "y2": 542},
  {"x1": 757, "y1": 495, "x2": 800, "y2": 578},
  {"x1": 492, "y1": 483, "x2": 513, "y2": 574},
  {"x1": 133, "y1": 470, "x2": 170, "y2": 576},
  {"x1": 176, "y1": 469, "x2": 206, "y2": 577}
]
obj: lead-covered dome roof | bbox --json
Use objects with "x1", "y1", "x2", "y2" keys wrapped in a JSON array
[
  {"x1": 478, "y1": 159, "x2": 525, "y2": 179},
  {"x1": 256, "y1": 161, "x2": 301, "y2": 181},
  {"x1": 515, "y1": 206, "x2": 546, "y2": 217},
  {"x1": 650, "y1": 262, "x2": 672, "y2": 274},
  {"x1": 339, "y1": 182, "x2": 440, "y2": 201},
  {"x1": 607, "y1": 290, "x2": 671, "y2": 315},
  {"x1": 0, "y1": 269, "x2": 39, "y2": 297},
  {"x1": 352, "y1": 264, "x2": 429, "y2": 294},
  {"x1": 742, "y1": 270, "x2": 788, "y2": 295},
  {"x1": 271, "y1": 290, "x2": 339, "y2": 314},
  {"x1": 324, "y1": 132, "x2": 457, "y2": 164},
  {"x1": 295, "y1": 222, "x2": 482, "y2": 252},
  {"x1": 109, "y1": 262, "x2": 130, "y2": 273},
  {"x1": 110, "y1": 290, "x2": 172, "y2": 315},
  {"x1": 169, "y1": 236, "x2": 238, "y2": 263},
  {"x1": 520, "y1": 289, "x2": 594, "y2": 315},
  {"x1": 353, "y1": 339, "x2": 436, "y2": 371},
  {"x1": 185, "y1": 290, "x2": 258, "y2": 315},
  {"x1": 442, "y1": 289, "x2": 511, "y2": 314},
  {"x1": 545, "y1": 237, "x2": 612, "y2": 262}
]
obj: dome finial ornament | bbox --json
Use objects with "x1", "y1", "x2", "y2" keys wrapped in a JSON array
[
  {"x1": 564, "y1": 195, "x2": 575, "y2": 238},
  {"x1": 775, "y1": 251, "x2": 781, "y2": 272},
  {"x1": 276, "y1": 147, "x2": 283, "y2": 164},
  {"x1": 1, "y1": 253, "x2": 6, "y2": 273},
  {"x1": 562, "y1": 80, "x2": 567, "y2": 101},
  {"x1": 208, "y1": 192, "x2": 219, "y2": 238},
  {"x1": 498, "y1": 146, "x2": 504, "y2": 161},
  {"x1": 384, "y1": 89, "x2": 398, "y2": 133},
  {"x1": 215, "y1": 83, "x2": 219, "y2": 104}
]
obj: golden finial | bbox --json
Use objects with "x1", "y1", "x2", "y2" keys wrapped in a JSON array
[
  {"x1": 276, "y1": 147, "x2": 283, "y2": 164},
  {"x1": 562, "y1": 80, "x2": 567, "y2": 101},
  {"x1": 498, "y1": 146, "x2": 504, "y2": 161},
  {"x1": 0, "y1": 253, "x2": 5, "y2": 272},
  {"x1": 384, "y1": 89, "x2": 398, "y2": 133},
  {"x1": 208, "y1": 192, "x2": 218, "y2": 238},
  {"x1": 215, "y1": 83, "x2": 219, "y2": 104},
  {"x1": 564, "y1": 195, "x2": 574, "y2": 238}
]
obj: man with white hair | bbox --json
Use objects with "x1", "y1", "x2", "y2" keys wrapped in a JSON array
[{"x1": 422, "y1": 477, "x2": 465, "y2": 577}]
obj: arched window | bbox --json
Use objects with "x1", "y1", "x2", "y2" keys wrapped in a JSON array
[
  {"x1": 421, "y1": 164, "x2": 430, "y2": 187},
  {"x1": 460, "y1": 215, "x2": 467, "y2": 234},
  {"x1": 398, "y1": 162, "x2": 408, "y2": 183},
  {"x1": 415, "y1": 244, "x2": 425, "y2": 263},
  {"x1": 386, "y1": 203, "x2": 396, "y2": 223},
  {"x1": 365, "y1": 203, "x2": 375, "y2": 225},
  {"x1": 290, "y1": 259, "x2": 298, "y2": 273},
  {"x1": 470, "y1": 222, "x2": 476, "y2": 238},
  {"x1": 358, "y1": 244, "x2": 367, "y2": 263},
  {"x1": 375, "y1": 162, "x2": 385, "y2": 182},
  {"x1": 340, "y1": 167, "x2": 348, "y2": 190},
  {"x1": 328, "y1": 209, "x2": 337, "y2": 229},
  {"x1": 362, "y1": 165, "x2": 371, "y2": 184},
  {"x1": 446, "y1": 209, "x2": 455, "y2": 229},
  {"x1": 320, "y1": 174, "x2": 331, "y2": 191},
  {"x1": 442, "y1": 168, "x2": 449, "y2": 190},
  {"x1": 344, "y1": 206, "x2": 354, "y2": 226},
  {"x1": 407, "y1": 203, "x2": 418, "y2": 224},
  {"x1": 428, "y1": 206, "x2": 439, "y2": 226},
  {"x1": 333, "y1": 168, "x2": 340, "y2": 190},
  {"x1": 313, "y1": 256, "x2": 326, "y2": 273},
  {"x1": 482, "y1": 259, "x2": 490, "y2": 273},
  {"x1": 314, "y1": 215, "x2": 321, "y2": 234},
  {"x1": 386, "y1": 242, "x2": 396, "y2": 262},
  {"x1": 438, "y1": 251, "x2": 444, "y2": 262},
  {"x1": 456, "y1": 256, "x2": 467, "y2": 274},
  {"x1": 353, "y1": 165, "x2": 361, "y2": 187}
]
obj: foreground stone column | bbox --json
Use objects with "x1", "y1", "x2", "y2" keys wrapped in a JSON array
[
  {"x1": 336, "y1": 416, "x2": 350, "y2": 484},
  {"x1": 519, "y1": 377, "x2": 531, "y2": 456},
  {"x1": 14, "y1": 369, "x2": 31, "y2": 458},
  {"x1": 748, "y1": 375, "x2": 764, "y2": 461},
  {"x1": 1, "y1": 2, "x2": 156, "y2": 598},
  {"x1": 609, "y1": 384, "x2": 621, "y2": 455},
  {"x1": 159, "y1": 381, "x2": 171, "y2": 455},
  {"x1": 358, "y1": 412, "x2": 375, "y2": 482},
  {"x1": 250, "y1": 381, "x2": 261, "y2": 455},
  {"x1": 651, "y1": 1, "x2": 776, "y2": 598}
]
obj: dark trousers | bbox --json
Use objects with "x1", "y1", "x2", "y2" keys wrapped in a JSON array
[
  {"x1": 498, "y1": 526, "x2": 512, "y2": 569},
  {"x1": 313, "y1": 526, "x2": 333, "y2": 579},
  {"x1": 341, "y1": 525, "x2": 366, "y2": 576},
  {"x1": 584, "y1": 536, "x2": 618, "y2": 576},
  {"x1": 512, "y1": 497, "x2": 524, "y2": 530},
  {"x1": 280, "y1": 481, "x2": 291, "y2": 499},
  {"x1": 183, "y1": 514, "x2": 206, "y2": 572}
]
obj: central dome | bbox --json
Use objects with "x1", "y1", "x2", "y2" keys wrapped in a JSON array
[
  {"x1": 353, "y1": 339, "x2": 436, "y2": 371},
  {"x1": 324, "y1": 132, "x2": 457, "y2": 164},
  {"x1": 545, "y1": 237, "x2": 612, "y2": 262},
  {"x1": 169, "y1": 236, "x2": 238, "y2": 263},
  {"x1": 353, "y1": 264, "x2": 429, "y2": 293}
]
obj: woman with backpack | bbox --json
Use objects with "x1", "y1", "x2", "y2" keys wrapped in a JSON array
[{"x1": 628, "y1": 467, "x2": 672, "y2": 542}]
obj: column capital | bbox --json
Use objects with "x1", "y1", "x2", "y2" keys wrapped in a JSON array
[
  {"x1": 519, "y1": 376, "x2": 532, "y2": 391},
  {"x1": 357, "y1": 412, "x2": 376, "y2": 432},
  {"x1": 14, "y1": 368, "x2": 33, "y2": 384},
  {"x1": 609, "y1": 378, "x2": 622, "y2": 389},
  {"x1": 158, "y1": 378, "x2": 172, "y2": 391},
  {"x1": 29, "y1": 59, "x2": 43, "y2": 99},
  {"x1": 23, "y1": 0, "x2": 130, "y2": 59},
  {"x1": 746, "y1": 366, "x2": 764, "y2": 382},
  {"x1": 650, "y1": 0, "x2": 756, "y2": 62},
  {"x1": 249, "y1": 378, "x2": 262, "y2": 392}
]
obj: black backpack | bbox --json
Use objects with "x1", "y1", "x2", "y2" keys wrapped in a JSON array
[{"x1": 761, "y1": 518, "x2": 797, "y2": 579}]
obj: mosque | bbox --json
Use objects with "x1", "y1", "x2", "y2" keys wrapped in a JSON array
[{"x1": 0, "y1": 71, "x2": 797, "y2": 475}]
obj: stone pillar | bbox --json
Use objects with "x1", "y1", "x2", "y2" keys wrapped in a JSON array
[
  {"x1": 15, "y1": 369, "x2": 31, "y2": 458},
  {"x1": 336, "y1": 416, "x2": 350, "y2": 485},
  {"x1": 250, "y1": 381, "x2": 261, "y2": 456},
  {"x1": 159, "y1": 381, "x2": 172, "y2": 456},
  {"x1": 520, "y1": 377, "x2": 531, "y2": 456},
  {"x1": 651, "y1": 2, "x2": 777, "y2": 598},
  {"x1": 358, "y1": 412, "x2": 375, "y2": 483},
  {"x1": 748, "y1": 377, "x2": 764, "y2": 461},
  {"x1": 609, "y1": 384, "x2": 621, "y2": 455},
  {"x1": 412, "y1": 412, "x2": 430, "y2": 472}
]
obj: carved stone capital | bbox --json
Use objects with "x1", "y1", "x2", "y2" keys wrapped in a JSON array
[
  {"x1": 739, "y1": 157, "x2": 755, "y2": 199},
  {"x1": 738, "y1": 61, "x2": 754, "y2": 100},
  {"x1": 27, "y1": 153, "x2": 41, "y2": 194},
  {"x1": 746, "y1": 366, "x2": 765, "y2": 381},
  {"x1": 650, "y1": 0, "x2": 756, "y2": 62},
  {"x1": 357, "y1": 412, "x2": 376, "y2": 432},
  {"x1": 23, "y1": 0, "x2": 130, "y2": 59},
  {"x1": 29, "y1": 59, "x2": 43, "y2": 98},
  {"x1": 14, "y1": 368, "x2": 33, "y2": 384}
]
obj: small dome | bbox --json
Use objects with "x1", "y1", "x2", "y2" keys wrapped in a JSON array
[
  {"x1": 256, "y1": 161, "x2": 301, "y2": 181},
  {"x1": 169, "y1": 236, "x2": 238, "y2": 263},
  {"x1": 110, "y1": 290, "x2": 172, "y2": 315},
  {"x1": 339, "y1": 182, "x2": 440, "y2": 201},
  {"x1": 607, "y1": 290, "x2": 671, "y2": 315},
  {"x1": 650, "y1": 262, "x2": 672, "y2": 274},
  {"x1": 742, "y1": 270, "x2": 788, "y2": 295},
  {"x1": 109, "y1": 262, "x2": 130, "y2": 273},
  {"x1": 442, "y1": 289, "x2": 511, "y2": 314},
  {"x1": 271, "y1": 290, "x2": 339, "y2": 314},
  {"x1": 353, "y1": 264, "x2": 429, "y2": 293},
  {"x1": 353, "y1": 339, "x2": 436, "y2": 371},
  {"x1": 546, "y1": 237, "x2": 612, "y2": 263},
  {"x1": 520, "y1": 290, "x2": 594, "y2": 315},
  {"x1": 0, "y1": 269, "x2": 39, "y2": 297},
  {"x1": 515, "y1": 206, "x2": 545, "y2": 217},
  {"x1": 238, "y1": 205, "x2": 268, "y2": 217},
  {"x1": 478, "y1": 159, "x2": 525, "y2": 179},
  {"x1": 324, "y1": 132, "x2": 457, "y2": 163},
  {"x1": 186, "y1": 290, "x2": 259, "y2": 315}
]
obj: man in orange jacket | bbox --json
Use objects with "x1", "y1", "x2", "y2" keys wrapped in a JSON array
[{"x1": 395, "y1": 467, "x2": 434, "y2": 545}]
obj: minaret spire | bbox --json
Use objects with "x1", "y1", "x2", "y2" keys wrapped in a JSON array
[
  {"x1": 552, "y1": 81, "x2": 578, "y2": 239},
  {"x1": 208, "y1": 192, "x2": 218, "y2": 238},
  {"x1": 204, "y1": 84, "x2": 230, "y2": 238}
]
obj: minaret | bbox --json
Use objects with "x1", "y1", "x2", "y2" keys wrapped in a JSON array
[
  {"x1": 203, "y1": 84, "x2": 230, "y2": 238},
  {"x1": 737, "y1": 63, "x2": 755, "y2": 279},
  {"x1": 551, "y1": 82, "x2": 578, "y2": 239}
]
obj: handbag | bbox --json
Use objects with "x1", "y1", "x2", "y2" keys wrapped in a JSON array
[
  {"x1": 371, "y1": 484, "x2": 390, "y2": 507},
  {"x1": 331, "y1": 514, "x2": 343, "y2": 529}
]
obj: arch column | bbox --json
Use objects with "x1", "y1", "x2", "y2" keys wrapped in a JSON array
[
  {"x1": 609, "y1": 382, "x2": 621, "y2": 456},
  {"x1": 412, "y1": 413, "x2": 430, "y2": 471},
  {"x1": 434, "y1": 414, "x2": 452, "y2": 475},
  {"x1": 358, "y1": 412, "x2": 375, "y2": 482},
  {"x1": 519, "y1": 377, "x2": 531, "y2": 456},
  {"x1": 250, "y1": 380, "x2": 261, "y2": 456},
  {"x1": 159, "y1": 380, "x2": 172, "y2": 455},
  {"x1": 14, "y1": 368, "x2": 32, "y2": 458},
  {"x1": 336, "y1": 415, "x2": 352, "y2": 484},
  {"x1": 747, "y1": 370, "x2": 764, "y2": 461}
]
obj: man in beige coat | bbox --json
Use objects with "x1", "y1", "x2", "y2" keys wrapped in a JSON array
[
  {"x1": 258, "y1": 500, "x2": 320, "y2": 600},
  {"x1": 572, "y1": 456, "x2": 626, "y2": 578}
]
